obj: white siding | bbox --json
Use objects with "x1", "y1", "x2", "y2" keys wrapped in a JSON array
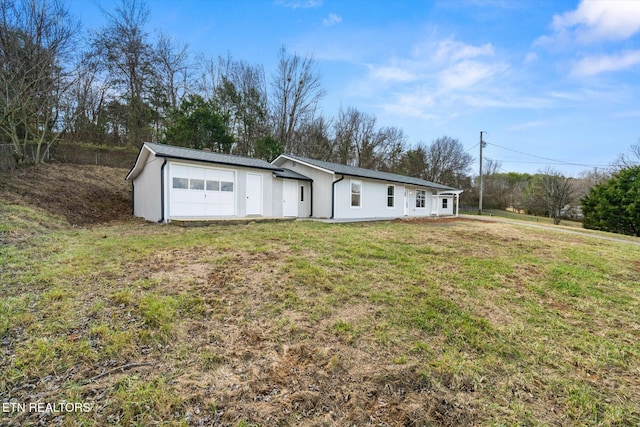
[
  {"x1": 333, "y1": 178, "x2": 405, "y2": 219},
  {"x1": 275, "y1": 159, "x2": 334, "y2": 218},
  {"x1": 133, "y1": 153, "x2": 163, "y2": 222}
]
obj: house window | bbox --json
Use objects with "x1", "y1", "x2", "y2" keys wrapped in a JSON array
[
  {"x1": 300, "y1": 186, "x2": 304, "y2": 202},
  {"x1": 387, "y1": 185, "x2": 394, "y2": 208},
  {"x1": 190, "y1": 179, "x2": 204, "y2": 190},
  {"x1": 442, "y1": 198, "x2": 448, "y2": 209},
  {"x1": 172, "y1": 177, "x2": 188, "y2": 189},
  {"x1": 206, "y1": 180, "x2": 220, "y2": 191},
  {"x1": 351, "y1": 180, "x2": 361, "y2": 207},
  {"x1": 221, "y1": 181, "x2": 234, "y2": 192},
  {"x1": 416, "y1": 190, "x2": 426, "y2": 208}
]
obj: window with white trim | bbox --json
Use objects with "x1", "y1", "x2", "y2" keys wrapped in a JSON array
[
  {"x1": 387, "y1": 185, "x2": 395, "y2": 208},
  {"x1": 351, "y1": 180, "x2": 361, "y2": 207},
  {"x1": 442, "y1": 198, "x2": 448, "y2": 209},
  {"x1": 416, "y1": 190, "x2": 426, "y2": 208}
]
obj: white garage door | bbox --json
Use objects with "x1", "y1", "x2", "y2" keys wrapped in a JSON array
[{"x1": 170, "y1": 164, "x2": 235, "y2": 217}]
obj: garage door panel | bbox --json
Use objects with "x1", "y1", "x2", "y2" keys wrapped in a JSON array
[{"x1": 169, "y1": 164, "x2": 236, "y2": 217}]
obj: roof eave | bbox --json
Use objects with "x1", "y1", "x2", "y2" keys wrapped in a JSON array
[
  {"x1": 275, "y1": 154, "x2": 335, "y2": 175},
  {"x1": 157, "y1": 154, "x2": 282, "y2": 172},
  {"x1": 125, "y1": 143, "x2": 154, "y2": 181}
]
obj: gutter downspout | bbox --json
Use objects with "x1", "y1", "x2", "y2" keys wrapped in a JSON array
[
  {"x1": 331, "y1": 175, "x2": 345, "y2": 219},
  {"x1": 159, "y1": 158, "x2": 167, "y2": 223},
  {"x1": 309, "y1": 181, "x2": 313, "y2": 217},
  {"x1": 131, "y1": 181, "x2": 135, "y2": 216}
]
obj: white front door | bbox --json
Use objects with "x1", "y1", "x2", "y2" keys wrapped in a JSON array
[
  {"x1": 283, "y1": 180, "x2": 298, "y2": 217},
  {"x1": 246, "y1": 173, "x2": 263, "y2": 215},
  {"x1": 404, "y1": 189, "x2": 408, "y2": 216}
]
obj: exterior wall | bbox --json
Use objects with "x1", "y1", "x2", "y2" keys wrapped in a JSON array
[
  {"x1": 333, "y1": 178, "x2": 406, "y2": 219},
  {"x1": 164, "y1": 160, "x2": 275, "y2": 220},
  {"x1": 275, "y1": 159, "x2": 334, "y2": 218},
  {"x1": 272, "y1": 179, "x2": 312, "y2": 218},
  {"x1": 272, "y1": 178, "x2": 284, "y2": 217},
  {"x1": 133, "y1": 153, "x2": 163, "y2": 222},
  {"x1": 432, "y1": 195, "x2": 454, "y2": 216}
]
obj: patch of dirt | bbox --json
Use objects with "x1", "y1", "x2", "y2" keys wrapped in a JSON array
[{"x1": 0, "y1": 163, "x2": 131, "y2": 225}]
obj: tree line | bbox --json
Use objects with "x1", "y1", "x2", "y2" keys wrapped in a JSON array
[
  {"x1": 3, "y1": 0, "x2": 638, "y2": 235},
  {"x1": 0, "y1": 0, "x2": 474, "y2": 188}
]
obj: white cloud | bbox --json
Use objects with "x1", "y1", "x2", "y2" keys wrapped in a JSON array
[
  {"x1": 432, "y1": 39, "x2": 495, "y2": 62},
  {"x1": 571, "y1": 50, "x2": 640, "y2": 76},
  {"x1": 507, "y1": 120, "x2": 556, "y2": 132},
  {"x1": 438, "y1": 60, "x2": 501, "y2": 91},
  {"x1": 274, "y1": 0, "x2": 322, "y2": 9},
  {"x1": 369, "y1": 65, "x2": 415, "y2": 83},
  {"x1": 322, "y1": 13, "x2": 342, "y2": 27},
  {"x1": 550, "y1": 0, "x2": 640, "y2": 44},
  {"x1": 524, "y1": 52, "x2": 538, "y2": 64},
  {"x1": 356, "y1": 38, "x2": 509, "y2": 120}
]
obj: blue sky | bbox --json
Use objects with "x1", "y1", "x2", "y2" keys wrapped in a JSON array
[{"x1": 69, "y1": 0, "x2": 640, "y2": 176}]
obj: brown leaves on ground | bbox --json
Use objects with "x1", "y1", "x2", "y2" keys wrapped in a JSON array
[{"x1": 0, "y1": 163, "x2": 131, "y2": 226}]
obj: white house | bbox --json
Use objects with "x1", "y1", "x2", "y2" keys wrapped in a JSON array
[
  {"x1": 126, "y1": 142, "x2": 462, "y2": 222},
  {"x1": 125, "y1": 143, "x2": 311, "y2": 222},
  {"x1": 272, "y1": 154, "x2": 463, "y2": 220}
]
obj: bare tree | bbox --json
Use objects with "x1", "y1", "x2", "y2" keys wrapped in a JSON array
[
  {"x1": 401, "y1": 136, "x2": 473, "y2": 187},
  {"x1": 63, "y1": 57, "x2": 110, "y2": 144},
  {"x1": 90, "y1": 0, "x2": 153, "y2": 145},
  {"x1": 532, "y1": 168, "x2": 576, "y2": 225},
  {"x1": 270, "y1": 46, "x2": 326, "y2": 153},
  {"x1": 149, "y1": 31, "x2": 191, "y2": 142},
  {"x1": 0, "y1": 0, "x2": 78, "y2": 164},
  {"x1": 296, "y1": 116, "x2": 333, "y2": 160},
  {"x1": 613, "y1": 141, "x2": 640, "y2": 170},
  {"x1": 214, "y1": 55, "x2": 268, "y2": 156},
  {"x1": 153, "y1": 31, "x2": 190, "y2": 111},
  {"x1": 333, "y1": 107, "x2": 376, "y2": 167},
  {"x1": 331, "y1": 107, "x2": 406, "y2": 170}
]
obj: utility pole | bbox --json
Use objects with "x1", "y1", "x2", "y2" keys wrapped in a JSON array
[{"x1": 479, "y1": 131, "x2": 486, "y2": 215}]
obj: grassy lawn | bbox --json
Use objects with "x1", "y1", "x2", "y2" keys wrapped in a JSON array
[
  {"x1": 1, "y1": 210, "x2": 640, "y2": 425},
  {"x1": 461, "y1": 208, "x2": 584, "y2": 228}
]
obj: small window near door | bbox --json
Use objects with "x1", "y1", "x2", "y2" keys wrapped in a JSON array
[
  {"x1": 351, "y1": 180, "x2": 361, "y2": 207},
  {"x1": 416, "y1": 190, "x2": 426, "y2": 208},
  {"x1": 387, "y1": 185, "x2": 394, "y2": 208},
  {"x1": 300, "y1": 185, "x2": 304, "y2": 202},
  {"x1": 442, "y1": 198, "x2": 448, "y2": 209},
  {"x1": 172, "y1": 177, "x2": 188, "y2": 189},
  {"x1": 206, "y1": 180, "x2": 220, "y2": 191}
]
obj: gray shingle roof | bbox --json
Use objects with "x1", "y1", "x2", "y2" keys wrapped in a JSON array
[
  {"x1": 273, "y1": 168, "x2": 313, "y2": 181},
  {"x1": 281, "y1": 154, "x2": 459, "y2": 191},
  {"x1": 145, "y1": 142, "x2": 282, "y2": 171}
]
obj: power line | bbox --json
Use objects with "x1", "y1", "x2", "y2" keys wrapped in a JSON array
[
  {"x1": 485, "y1": 158, "x2": 610, "y2": 168},
  {"x1": 486, "y1": 141, "x2": 608, "y2": 169}
]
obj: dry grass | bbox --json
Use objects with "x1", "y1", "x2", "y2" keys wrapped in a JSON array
[{"x1": 1, "y1": 164, "x2": 640, "y2": 426}]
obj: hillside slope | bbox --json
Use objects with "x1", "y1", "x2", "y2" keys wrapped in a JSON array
[{"x1": 0, "y1": 163, "x2": 131, "y2": 227}]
